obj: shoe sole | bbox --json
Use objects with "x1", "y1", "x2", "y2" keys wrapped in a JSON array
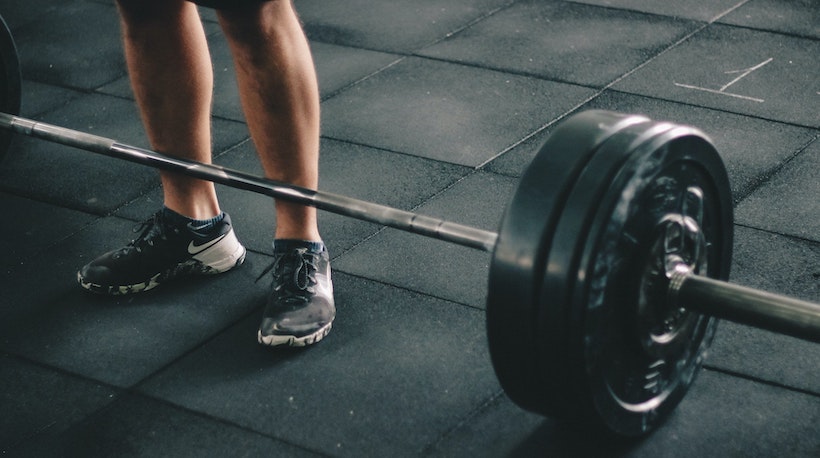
[
  {"x1": 257, "y1": 322, "x2": 332, "y2": 347},
  {"x1": 78, "y1": 248, "x2": 246, "y2": 296}
]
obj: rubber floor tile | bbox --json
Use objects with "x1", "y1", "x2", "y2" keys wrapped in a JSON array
[
  {"x1": 581, "y1": 91, "x2": 818, "y2": 200},
  {"x1": 567, "y1": 0, "x2": 744, "y2": 22},
  {"x1": 311, "y1": 41, "x2": 401, "y2": 100},
  {"x1": 0, "y1": 92, "x2": 250, "y2": 215},
  {"x1": 11, "y1": 1, "x2": 125, "y2": 90},
  {"x1": 0, "y1": 193, "x2": 96, "y2": 272},
  {"x1": 429, "y1": 370, "x2": 820, "y2": 457},
  {"x1": 321, "y1": 56, "x2": 594, "y2": 167},
  {"x1": 138, "y1": 273, "x2": 498, "y2": 456},
  {"x1": 333, "y1": 171, "x2": 515, "y2": 307},
  {"x1": 18, "y1": 80, "x2": 83, "y2": 119},
  {"x1": 0, "y1": 216, "x2": 265, "y2": 388},
  {"x1": 708, "y1": 322, "x2": 820, "y2": 394},
  {"x1": 0, "y1": 93, "x2": 159, "y2": 213},
  {"x1": 718, "y1": 0, "x2": 819, "y2": 39},
  {"x1": 0, "y1": 355, "x2": 118, "y2": 455},
  {"x1": 295, "y1": 0, "x2": 514, "y2": 53},
  {"x1": 19, "y1": 394, "x2": 322, "y2": 457},
  {"x1": 1, "y1": 0, "x2": 83, "y2": 33},
  {"x1": 485, "y1": 91, "x2": 818, "y2": 193},
  {"x1": 614, "y1": 24, "x2": 820, "y2": 127},
  {"x1": 709, "y1": 225, "x2": 819, "y2": 392},
  {"x1": 420, "y1": 0, "x2": 700, "y2": 87},
  {"x1": 735, "y1": 139, "x2": 820, "y2": 242}
]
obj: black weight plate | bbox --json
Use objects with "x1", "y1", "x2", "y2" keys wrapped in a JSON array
[
  {"x1": 0, "y1": 14, "x2": 22, "y2": 163},
  {"x1": 534, "y1": 118, "x2": 664, "y2": 423},
  {"x1": 544, "y1": 119, "x2": 732, "y2": 436},
  {"x1": 487, "y1": 110, "x2": 652, "y2": 411},
  {"x1": 582, "y1": 130, "x2": 731, "y2": 436}
]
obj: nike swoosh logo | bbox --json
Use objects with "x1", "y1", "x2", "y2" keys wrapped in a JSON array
[{"x1": 188, "y1": 233, "x2": 228, "y2": 255}]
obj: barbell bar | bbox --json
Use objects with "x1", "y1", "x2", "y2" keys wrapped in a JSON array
[
  {"x1": 2, "y1": 107, "x2": 819, "y2": 435},
  {"x1": 0, "y1": 112, "x2": 499, "y2": 252},
  {"x1": 1, "y1": 111, "x2": 816, "y2": 342},
  {"x1": 0, "y1": 15, "x2": 817, "y2": 437}
]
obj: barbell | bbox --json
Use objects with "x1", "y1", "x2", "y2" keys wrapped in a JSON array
[{"x1": 0, "y1": 15, "x2": 817, "y2": 438}]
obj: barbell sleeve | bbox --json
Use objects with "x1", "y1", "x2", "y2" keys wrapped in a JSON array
[
  {"x1": 0, "y1": 112, "x2": 498, "y2": 252},
  {"x1": 671, "y1": 271, "x2": 820, "y2": 343}
]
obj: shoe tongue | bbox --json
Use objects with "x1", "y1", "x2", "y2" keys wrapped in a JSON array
[
  {"x1": 273, "y1": 239, "x2": 325, "y2": 255},
  {"x1": 160, "y1": 207, "x2": 193, "y2": 227}
]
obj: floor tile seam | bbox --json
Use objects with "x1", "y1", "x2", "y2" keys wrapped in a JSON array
[
  {"x1": 16, "y1": 77, "x2": 127, "y2": 118},
  {"x1": 306, "y1": 38, "x2": 416, "y2": 59},
  {"x1": 317, "y1": 133, "x2": 479, "y2": 171},
  {"x1": 0, "y1": 189, "x2": 113, "y2": 257},
  {"x1": 0, "y1": 306, "x2": 261, "y2": 398},
  {"x1": 1, "y1": 349, "x2": 125, "y2": 395},
  {"x1": 478, "y1": 86, "x2": 612, "y2": 170},
  {"x1": 0, "y1": 358, "x2": 327, "y2": 457},
  {"x1": 597, "y1": 25, "x2": 720, "y2": 98},
  {"x1": 323, "y1": 165, "x2": 503, "y2": 258},
  {"x1": 332, "y1": 270, "x2": 487, "y2": 313},
  {"x1": 476, "y1": 16, "x2": 752, "y2": 170},
  {"x1": 301, "y1": 0, "x2": 517, "y2": 60},
  {"x1": 409, "y1": 1, "x2": 754, "y2": 91},
  {"x1": 72, "y1": 135, "x2": 252, "y2": 218},
  {"x1": 3, "y1": 0, "x2": 117, "y2": 36},
  {"x1": 408, "y1": 52, "x2": 603, "y2": 91},
  {"x1": 419, "y1": 388, "x2": 507, "y2": 456},
  {"x1": 15, "y1": 81, "x2": 83, "y2": 119},
  {"x1": 209, "y1": 133, "x2": 255, "y2": 161},
  {"x1": 413, "y1": 0, "x2": 519, "y2": 52},
  {"x1": 580, "y1": 1, "x2": 772, "y2": 113},
  {"x1": 127, "y1": 305, "x2": 264, "y2": 391},
  {"x1": 606, "y1": 89, "x2": 820, "y2": 131},
  {"x1": 318, "y1": 55, "x2": 408, "y2": 103},
  {"x1": 112, "y1": 390, "x2": 334, "y2": 458},
  {"x1": 560, "y1": 0, "x2": 750, "y2": 24},
  {"x1": 731, "y1": 132, "x2": 820, "y2": 205},
  {"x1": 15, "y1": 28, "x2": 130, "y2": 95},
  {"x1": 733, "y1": 222, "x2": 820, "y2": 248},
  {"x1": 702, "y1": 364, "x2": 820, "y2": 398},
  {"x1": 5, "y1": 422, "x2": 58, "y2": 454},
  {"x1": 710, "y1": 22, "x2": 820, "y2": 42},
  {"x1": 706, "y1": 17, "x2": 820, "y2": 42},
  {"x1": 11, "y1": 80, "x2": 250, "y2": 158},
  {"x1": 2, "y1": 351, "x2": 131, "y2": 454}
]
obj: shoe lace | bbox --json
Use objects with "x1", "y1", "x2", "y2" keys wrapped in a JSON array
[
  {"x1": 116, "y1": 213, "x2": 174, "y2": 257},
  {"x1": 257, "y1": 248, "x2": 319, "y2": 304}
]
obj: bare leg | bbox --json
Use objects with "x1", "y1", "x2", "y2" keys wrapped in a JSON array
[
  {"x1": 217, "y1": 1, "x2": 321, "y2": 242},
  {"x1": 116, "y1": 0, "x2": 220, "y2": 220}
]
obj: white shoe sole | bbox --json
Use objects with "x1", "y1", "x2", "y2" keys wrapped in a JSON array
[{"x1": 257, "y1": 322, "x2": 333, "y2": 347}]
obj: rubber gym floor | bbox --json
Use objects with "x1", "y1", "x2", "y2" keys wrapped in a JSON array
[{"x1": 1, "y1": 1, "x2": 818, "y2": 456}]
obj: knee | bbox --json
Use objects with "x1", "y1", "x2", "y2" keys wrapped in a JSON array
[{"x1": 217, "y1": 0, "x2": 296, "y2": 44}]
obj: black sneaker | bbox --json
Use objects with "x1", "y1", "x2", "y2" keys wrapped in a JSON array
[
  {"x1": 78, "y1": 210, "x2": 246, "y2": 295},
  {"x1": 258, "y1": 243, "x2": 335, "y2": 347}
]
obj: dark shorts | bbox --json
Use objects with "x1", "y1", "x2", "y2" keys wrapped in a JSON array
[{"x1": 187, "y1": 0, "x2": 270, "y2": 10}]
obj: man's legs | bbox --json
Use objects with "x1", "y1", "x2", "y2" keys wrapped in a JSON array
[
  {"x1": 217, "y1": 1, "x2": 320, "y2": 241},
  {"x1": 77, "y1": 0, "x2": 245, "y2": 295},
  {"x1": 117, "y1": 0, "x2": 219, "y2": 219},
  {"x1": 218, "y1": 2, "x2": 334, "y2": 347}
]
